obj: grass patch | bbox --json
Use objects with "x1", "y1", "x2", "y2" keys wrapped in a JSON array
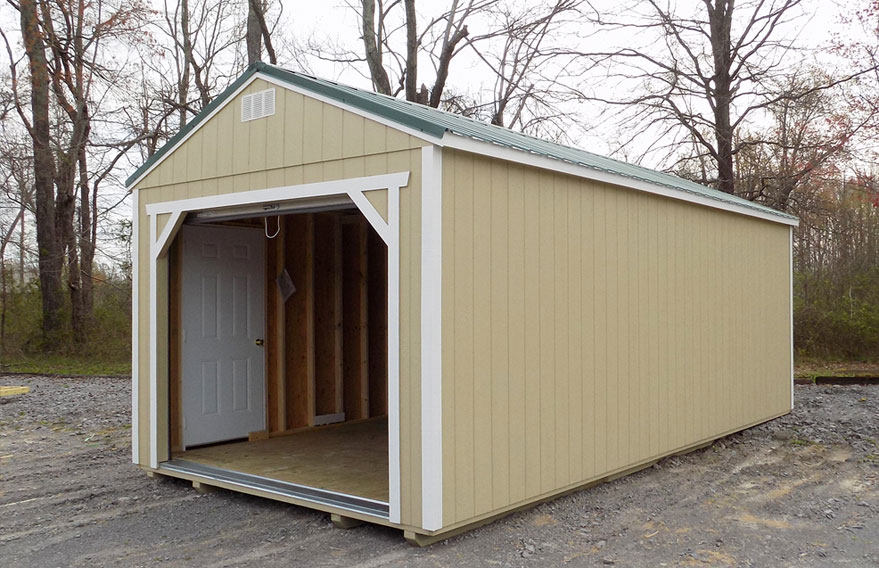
[
  {"x1": 794, "y1": 358, "x2": 879, "y2": 379},
  {"x1": 0, "y1": 355, "x2": 131, "y2": 377}
]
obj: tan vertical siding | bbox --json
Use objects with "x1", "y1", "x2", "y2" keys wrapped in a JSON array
[
  {"x1": 133, "y1": 78, "x2": 426, "y2": 526},
  {"x1": 441, "y1": 149, "x2": 792, "y2": 528}
]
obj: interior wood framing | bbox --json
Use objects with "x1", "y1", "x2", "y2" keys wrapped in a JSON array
[{"x1": 168, "y1": 209, "x2": 389, "y2": 451}]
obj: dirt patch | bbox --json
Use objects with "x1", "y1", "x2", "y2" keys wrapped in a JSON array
[{"x1": 1, "y1": 376, "x2": 878, "y2": 567}]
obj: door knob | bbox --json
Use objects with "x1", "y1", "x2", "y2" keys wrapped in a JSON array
[{"x1": 255, "y1": 339, "x2": 264, "y2": 346}]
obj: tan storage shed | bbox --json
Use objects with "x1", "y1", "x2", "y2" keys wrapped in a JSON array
[{"x1": 130, "y1": 62, "x2": 796, "y2": 544}]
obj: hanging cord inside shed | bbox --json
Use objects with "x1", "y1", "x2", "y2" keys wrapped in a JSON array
[{"x1": 265, "y1": 216, "x2": 281, "y2": 239}]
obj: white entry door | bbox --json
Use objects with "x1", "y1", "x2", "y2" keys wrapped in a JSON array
[{"x1": 181, "y1": 224, "x2": 266, "y2": 448}]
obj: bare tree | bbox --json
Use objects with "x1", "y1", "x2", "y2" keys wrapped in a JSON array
[
  {"x1": 352, "y1": 0, "x2": 494, "y2": 105},
  {"x1": 464, "y1": 0, "x2": 583, "y2": 138},
  {"x1": 579, "y1": 0, "x2": 872, "y2": 195},
  {"x1": 0, "y1": 146, "x2": 32, "y2": 354},
  {"x1": 11, "y1": 0, "x2": 64, "y2": 344}
]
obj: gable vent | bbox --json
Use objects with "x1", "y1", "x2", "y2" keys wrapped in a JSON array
[{"x1": 241, "y1": 88, "x2": 275, "y2": 122}]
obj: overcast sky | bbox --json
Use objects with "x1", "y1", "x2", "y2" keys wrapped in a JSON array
[
  {"x1": 0, "y1": 0, "x2": 865, "y2": 268},
  {"x1": 280, "y1": 0, "x2": 855, "y2": 160}
]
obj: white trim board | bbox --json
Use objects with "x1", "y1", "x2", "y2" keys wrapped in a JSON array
[
  {"x1": 148, "y1": 213, "x2": 159, "y2": 468},
  {"x1": 142, "y1": 172, "x2": 408, "y2": 525},
  {"x1": 442, "y1": 134, "x2": 799, "y2": 228},
  {"x1": 131, "y1": 189, "x2": 140, "y2": 464},
  {"x1": 420, "y1": 146, "x2": 443, "y2": 530},
  {"x1": 790, "y1": 226, "x2": 795, "y2": 411}
]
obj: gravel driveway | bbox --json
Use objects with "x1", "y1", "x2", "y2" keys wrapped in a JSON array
[{"x1": 1, "y1": 375, "x2": 877, "y2": 567}]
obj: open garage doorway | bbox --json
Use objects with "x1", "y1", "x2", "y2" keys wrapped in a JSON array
[{"x1": 163, "y1": 204, "x2": 390, "y2": 516}]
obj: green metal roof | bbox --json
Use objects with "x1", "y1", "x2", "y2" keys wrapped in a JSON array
[{"x1": 127, "y1": 62, "x2": 797, "y2": 223}]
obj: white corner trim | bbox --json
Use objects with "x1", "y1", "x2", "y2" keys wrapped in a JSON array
[
  {"x1": 131, "y1": 189, "x2": 140, "y2": 464},
  {"x1": 790, "y1": 226, "x2": 794, "y2": 411},
  {"x1": 141, "y1": 171, "x2": 407, "y2": 522},
  {"x1": 420, "y1": 146, "x2": 443, "y2": 530},
  {"x1": 442, "y1": 134, "x2": 799, "y2": 227}
]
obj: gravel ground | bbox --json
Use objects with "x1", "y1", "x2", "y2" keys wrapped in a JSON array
[{"x1": 1, "y1": 375, "x2": 877, "y2": 567}]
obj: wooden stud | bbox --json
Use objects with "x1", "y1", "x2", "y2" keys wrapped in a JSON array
[
  {"x1": 265, "y1": 219, "x2": 280, "y2": 432},
  {"x1": 367, "y1": 227, "x2": 388, "y2": 417},
  {"x1": 275, "y1": 217, "x2": 287, "y2": 430},
  {"x1": 334, "y1": 216, "x2": 344, "y2": 414},
  {"x1": 343, "y1": 217, "x2": 370, "y2": 420},
  {"x1": 285, "y1": 213, "x2": 315, "y2": 428},
  {"x1": 168, "y1": 236, "x2": 183, "y2": 453},
  {"x1": 313, "y1": 214, "x2": 339, "y2": 417}
]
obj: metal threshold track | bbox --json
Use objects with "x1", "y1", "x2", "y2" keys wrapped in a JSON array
[{"x1": 161, "y1": 459, "x2": 390, "y2": 518}]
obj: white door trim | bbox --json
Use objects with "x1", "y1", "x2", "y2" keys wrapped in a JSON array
[{"x1": 142, "y1": 171, "x2": 408, "y2": 524}]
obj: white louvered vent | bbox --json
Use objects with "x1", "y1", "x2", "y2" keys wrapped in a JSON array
[{"x1": 241, "y1": 88, "x2": 276, "y2": 122}]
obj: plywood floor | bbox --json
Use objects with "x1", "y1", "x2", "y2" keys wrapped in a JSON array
[{"x1": 175, "y1": 418, "x2": 389, "y2": 502}]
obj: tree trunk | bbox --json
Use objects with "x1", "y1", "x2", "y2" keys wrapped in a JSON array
[
  {"x1": 249, "y1": 0, "x2": 277, "y2": 64},
  {"x1": 18, "y1": 195, "x2": 25, "y2": 284},
  {"x1": 361, "y1": 0, "x2": 392, "y2": 95},
  {"x1": 429, "y1": 23, "x2": 468, "y2": 108},
  {"x1": 19, "y1": 0, "x2": 64, "y2": 345},
  {"x1": 77, "y1": 151, "x2": 94, "y2": 342},
  {"x1": 707, "y1": 0, "x2": 735, "y2": 194},
  {"x1": 246, "y1": 0, "x2": 262, "y2": 64},
  {"x1": 180, "y1": 0, "x2": 192, "y2": 129},
  {"x1": 404, "y1": 0, "x2": 418, "y2": 102}
]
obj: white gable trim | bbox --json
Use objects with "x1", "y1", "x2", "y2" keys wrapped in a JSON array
[{"x1": 442, "y1": 134, "x2": 799, "y2": 227}]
